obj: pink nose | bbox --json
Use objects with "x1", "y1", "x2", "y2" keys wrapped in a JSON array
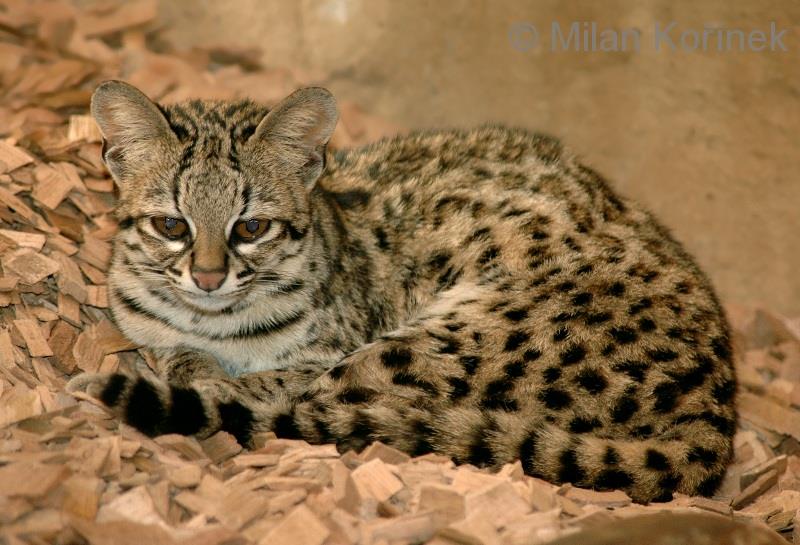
[{"x1": 191, "y1": 270, "x2": 226, "y2": 292}]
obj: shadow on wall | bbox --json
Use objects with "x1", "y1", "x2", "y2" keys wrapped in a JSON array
[{"x1": 160, "y1": 0, "x2": 800, "y2": 314}]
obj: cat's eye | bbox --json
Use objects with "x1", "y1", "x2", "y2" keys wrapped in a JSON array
[
  {"x1": 233, "y1": 218, "x2": 270, "y2": 242},
  {"x1": 152, "y1": 216, "x2": 188, "y2": 240}
]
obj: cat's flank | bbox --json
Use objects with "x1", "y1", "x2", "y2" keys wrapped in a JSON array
[{"x1": 69, "y1": 80, "x2": 736, "y2": 503}]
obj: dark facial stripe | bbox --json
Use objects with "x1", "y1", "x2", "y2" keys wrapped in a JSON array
[
  {"x1": 114, "y1": 288, "x2": 182, "y2": 331},
  {"x1": 213, "y1": 310, "x2": 307, "y2": 341}
]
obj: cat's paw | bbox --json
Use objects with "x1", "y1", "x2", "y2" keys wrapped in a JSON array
[{"x1": 66, "y1": 372, "x2": 124, "y2": 403}]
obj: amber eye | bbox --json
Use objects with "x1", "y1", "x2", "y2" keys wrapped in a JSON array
[
  {"x1": 152, "y1": 216, "x2": 188, "y2": 240},
  {"x1": 233, "y1": 218, "x2": 269, "y2": 242}
]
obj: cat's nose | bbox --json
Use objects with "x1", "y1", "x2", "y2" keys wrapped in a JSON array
[{"x1": 191, "y1": 269, "x2": 226, "y2": 292}]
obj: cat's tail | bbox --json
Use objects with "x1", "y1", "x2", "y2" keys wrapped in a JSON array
[{"x1": 69, "y1": 364, "x2": 734, "y2": 504}]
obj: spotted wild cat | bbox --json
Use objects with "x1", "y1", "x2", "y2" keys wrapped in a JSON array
[{"x1": 68, "y1": 80, "x2": 736, "y2": 503}]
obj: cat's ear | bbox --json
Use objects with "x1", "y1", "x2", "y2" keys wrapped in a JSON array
[
  {"x1": 250, "y1": 87, "x2": 338, "y2": 189},
  {"x1": 91, "y1": 80, "x2": 177, "y2": 181}
]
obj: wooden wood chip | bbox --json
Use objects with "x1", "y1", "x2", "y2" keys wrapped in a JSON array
[
  {"x1": 32, "y1": 163, "x2": 75, "y2": 210},
  {"x1": 67, "y1": 115, "x2": 103, "y2": 143},
  {"x1": 733, "y1": 468, "x2": 779, "y2": 509},
  {"x1": 0, "y1": 140, "x2": 34, "y2": 173},
  {"x1": 739, "y1": 392, "x2": 800, "y2": 441},
  {"x1": 260, "y1": 504, "x2": 330, "y2": 545},
  {"x1": 0, "y1": 461, "x2": 68, "y2": 497},
  {"x1": 200, "y1": 431, "x2": 242, "y2": 464},
  {"x1": 0, "y1": 229, "x2": 45, "y2": 250},
  {"x1": 2, "y1": 249, "x2": 60, "y2": 284},
  {"x1": 13, "y1": 319, "x2": 53, "y2": 357},
  {"x1": 350, "y1": 458, "x2": 404, "y2": 503},
  {"x1": 0, "y1": 277, "x2": 19, "y2": 292}
]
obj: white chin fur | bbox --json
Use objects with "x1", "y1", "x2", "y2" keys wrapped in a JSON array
[{"x1": 177, "y1": 292, "x2": 239, "y2": 312}]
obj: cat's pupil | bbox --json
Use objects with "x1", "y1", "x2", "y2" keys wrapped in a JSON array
[
  {"x1": 165, "y1": 217, "x2": 178, "y2": 229},
  {"x1": 246, "y1": 219, "x2": 260, "y2": 233}
]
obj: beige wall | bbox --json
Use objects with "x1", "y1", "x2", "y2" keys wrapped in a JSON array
[{"x1": 160, "y1": 0, "x2": 800, "y2": 314}]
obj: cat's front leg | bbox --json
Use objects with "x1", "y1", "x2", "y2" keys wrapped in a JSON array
[
  {"x1": 67, "y1": 357, "x2": 333, "y2": 444},
  {"x1": 153, "y1": 348, "x2": 228, "y2": 387}
]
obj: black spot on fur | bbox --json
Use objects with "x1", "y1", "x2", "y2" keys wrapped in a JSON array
[
  {"x1": 613, "y1": 360, "x2": 650, "y2": 383},
  {"x1": 611, "y1": 391, "x2": 639, "y2": 424},
  {"x1": 409, "y1": 420, "x2": 436, "y2": 456},
  {"x1": 426, "y1": 251, "x2": 451, "y2": 271},
  {"x1": 658, "y1": 473, "x2": 683, "y2": 497},
  {"x1": 576, "y1": 264, "x2": 594, "y2": 275},
  {"x1": 447, "y1": 377, "x2": 470, "y2": 400},
  {"x1": 467, "y1": 432, "x2": 496, "y2": 466},
  {"x1": 436, "y1": 337, "x2": 461, "y2": 354},
  {"x1": 594, "y1": 469, "x2": 634, "y2": 490},
  {"x1": 642, "y1": 270, "x2": 659, "y2": 283},
  {"x1": 328, "y1": 364, "x2": 347, "y2": 380},
  {"x1": 603, "y1": 447, "x2": 620, "y2": 465},
  {"x1": 445, "y1": 322, "x2": 465, "y2": 332},
  {"x1": 609, "y1": 326, "x2": 638, "y2": 344},
  {"x1": 538, "y1": 387, "x2": 572, "y2": 410},
  {"x1": 341, "y1": 413, "x2": 375, "y2": 452},
  {"x1": 519, "y1": 432, "x2": 538, "y2": 474},
  {"x1": 585, "y1": 311, "x2": 613, "y2": 325},
  {"x1": 647, "y1": 348, "x2": 679, "y2": 362},
  {"x1": 553, "y1": 327, "x2": 569, "y2": 342},
  {"x1": 638, "y1": 317, "x2": 657, "y2": 332},
  {"x1": 556, "y1": 281, "x2": 576, "y2": 292},
  {"x1": 557, "y1": 447, "x2": 586, "y2": 484},
  {"x1": 575, "y1": 368, "x2": 608, "y2": 394},
  {"x1": 696, "y1": 473, "x2": 723, "y2": 496},
  {"x1": 669, "y1": 355, "x2": 715, "y2": 393},
  {"x1": 645, "y1": 449, "x2": 671, "y2": 471},
  {"x1": 100, "y1": 374, "x2": 128, "y2": 407},
  {"x1": 125, "y1": 380, "x2": 164, "y2": 437},
  {"x1": 381, "y1": 347, "x2": 413, "y2": 368},
  {"x1": 531, "y1": 229, "x2": 549, "y2": 240},
  {"x1": 392, "y1": 372, "x2": 439, "y2": 395},
  {"x1": 631, "y1": 424, "x2": 653, "y2": 438},
  {"x1": 569, "y1": 416, "x2": 602, "y2": 433},
  {"x1": 606, "y1": 281, "x2": 626, "y2": 297},
  {"x1": 552, "y1": 311, "x2": 582, "y2": 323},
  {"x1": 166, "y1": 387, "x2": 208, "y2": 436},
  {"x1": 652, "y1": 381, "x2": 681, "y2": 413},
  {"x1": 560, "y1": 344, "x2": 586, "y2": 366},
  {"x1": 571, "y1": 292, "x2": 592, "y2": 306},
  {"x1": 460, "y1": 355, "x2": 482, "y2": 374},
  {"x1": 712, "y1": 378, "x2": 736, "y2": 404},
  {"x1": 220, "y1": 400, "x2": 257, "y2": 444},
  {"x1": 628, "y1": 297, "x2": 653, "y2": 315},
  {"x1": 504, "y1": 360, "x2": 526, "y2": 378},
  {"x1": 543, "y1": 366, "x2": 562, "y2": 383},
  {"x1": 338, "y1": 387, "x2": 376, "y2": 404},
  {"x1": 687, "y1": 446, "x2": 719, "y2": 469},
  {"x1": 466, "y1": 227, "x2": 491, "y2": 243},
  {"x1": 478, "y1": 246, "x2": 500, "y2": 265},
  {"x1": 330, "y1": 189, "x2": 371, "y2": 209},
  {"x1": 504, "y1": 330, "x2": 530, "y2": 351},
  {"x1": 711, "y1": 336, "x2": 731, "y2": 360},
  {"x1": 482, "y1": 380, "x2": 518, "y2": 412},
  {"x1": 504, "y1": 308, "x2": 528, "y2": 322},
  {"x1": 523, "y1": 349, "x2": 542, "y2": 362},
  {"x1": 673, "y1": 412, "x2": 735, "y2": 436},
  {"x1": 373, "y1": 227, "x2": 390, "y2": 250}
]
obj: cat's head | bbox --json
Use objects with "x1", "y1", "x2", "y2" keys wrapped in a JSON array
[{"x1": 92, "y1": 80, "x2": 337, "y2": 311}]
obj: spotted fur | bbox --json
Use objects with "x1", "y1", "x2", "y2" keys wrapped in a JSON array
[{"x1": 69, "y1": 80, "x2": 737, "y2": 503}]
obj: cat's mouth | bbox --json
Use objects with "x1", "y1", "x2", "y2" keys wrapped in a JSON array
[{"x1": 173, "y1": 289, "x2": 241, "y2": 313}]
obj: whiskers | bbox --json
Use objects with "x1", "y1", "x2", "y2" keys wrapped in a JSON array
[{"x1": 248, "y1": 270, "x2": 307, "y2": 295}]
